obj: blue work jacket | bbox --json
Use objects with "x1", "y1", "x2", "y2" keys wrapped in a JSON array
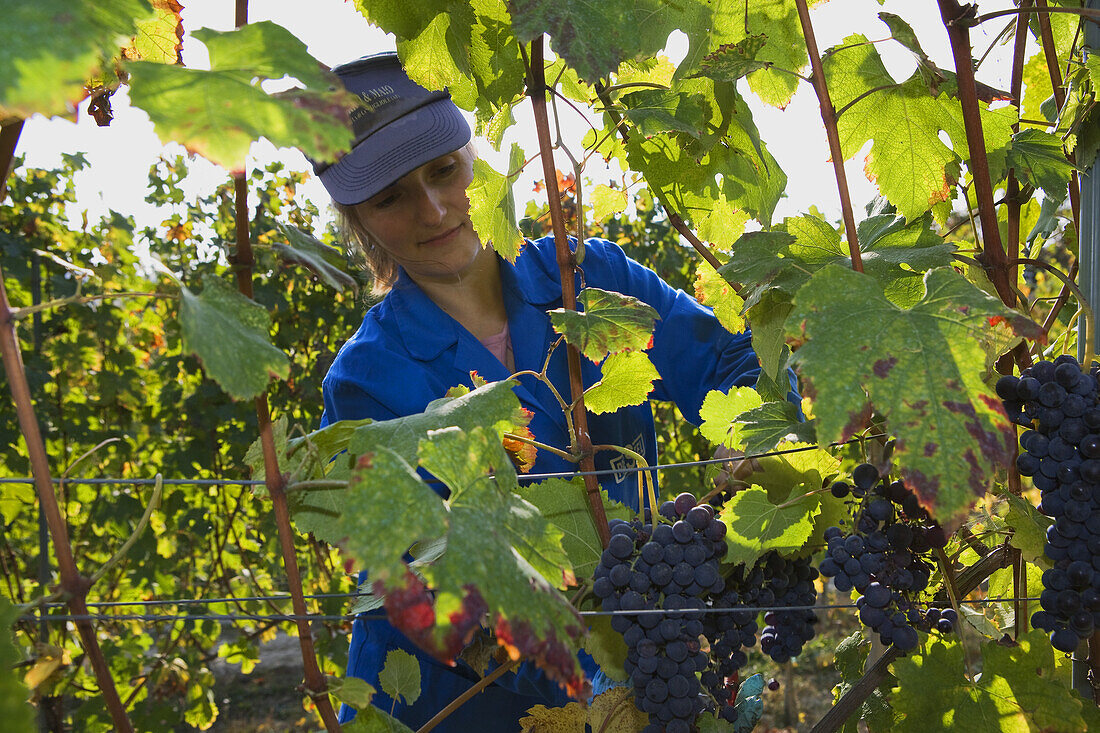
[{"x1": 321, "y1": 235, "x2": 783, "y2": 730}]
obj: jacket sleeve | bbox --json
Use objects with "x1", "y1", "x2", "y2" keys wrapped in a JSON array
[{"x1": 575, "y1": 237, "x2": 799, "y2": 424}]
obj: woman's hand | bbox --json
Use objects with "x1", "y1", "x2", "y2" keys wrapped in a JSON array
[{"x1": 710, "y1": 444, "x2": 760, "y2": 497}]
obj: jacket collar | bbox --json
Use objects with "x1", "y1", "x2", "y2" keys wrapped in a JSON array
[{"x1": 387, "y1": 268, "x2": 459, "y2": 362}]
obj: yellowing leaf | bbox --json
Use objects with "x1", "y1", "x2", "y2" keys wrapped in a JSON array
[
  {"x1": 694, "y1": 261, "x2": 745, "y2": 334},
  {"x1": 699, "y1": 387, "x2": 763, "y2": 449},
  {"x1": 590, "y1": 185, "x2": 628, "y2": 222},
  {"x1": 587, "y1": 687, "x2": 647, "y2": 732},
  {"x1": 717, "y1": 487, "x2": 820, "y2": 566},
  {"x1": 583, "y1": 351, "x2": 660, "y2": 414},
  {"x1": 520, "y1": 701, "x2": 586, "y2": 732},
  {"x1": 469, "y1": 143, "x2": 526, "y2": 262}
]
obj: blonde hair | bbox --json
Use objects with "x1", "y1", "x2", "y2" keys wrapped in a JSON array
[{"x1": 334, "y1": 141, "x2": 478, "y2": 297}]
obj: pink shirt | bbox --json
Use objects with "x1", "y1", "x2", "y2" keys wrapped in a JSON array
[{"x1": 480, "y1": 322, "x2": 513, "y2": 371}]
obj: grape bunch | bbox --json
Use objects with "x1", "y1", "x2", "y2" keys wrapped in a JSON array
[
  {"x1": 592, "y1": 492, "x2": 728, "y2": 733},
  {"x1": 996, "y1": 355, "x2": 1100, "y2": 652},
  {"x1": 593, "y1": 488, "x2": 824, "y2": 731},
  {"x1": 819, "y1": 463, "x2": 951, "y2": 651}
]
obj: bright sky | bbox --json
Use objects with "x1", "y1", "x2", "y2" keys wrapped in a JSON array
[{"x1": 13, "y1": 0, "x2": 1026, "y2": 234}]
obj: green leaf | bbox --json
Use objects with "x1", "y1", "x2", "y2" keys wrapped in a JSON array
[
  {"x1": 692, "y1": 36, "x2": 771, "y2": 83},
  {"x1": 378, "y1": 649, "x2": 421, "y2": 706},
  {"x1": 582, "y1": 614, "x2": 629, "y2": 682},
  {"x1": 510, "y1": 0, "x2": 688, "y2": 81},
  {"x1": 1003, "y1": 128, "x2": 1077, "y2": 205},
  {"x1": 736, "y1": 401, "x2": 816, "y2": 455},
  {"x1": 583, "y1": 351, "x2": 660, "y2": 414},
  {"x1": 272, "y1": 224, "x2": 358, "y2": 293},
  {"x1": 0, "y1": 598, "x2": 34, "y2": 731},
  {"x1": 346, "y1": 379, "x2": 528, "y2": 466},
  {"x1": 720, "y1": 212, "x2": 955, "y2": 313},
  {"x1": 620, "y1": 89, "x2": 710, "y2": 138},
  {"x1": 676, "y1": 0, "x2": 813, "y2": 110},
  {"x1": 624, "y1": 78, "x2": 786, "y2": 227},
  {"x1": 892, "y1": 633, "x2": 1086, "y2": 733},
  {"x1": 326, "y1": 675, "x2": 377, "y2": 710},
  {"x1": 716, "y1": 487, "x2": 820, "y2": 566},
  {"x1": 127, "y1": 22, "x2": 354, "y2": 172},
  {"x1": 324, "y1": 449, "x2": 449, "y2": 583},
  {"x1": 342, "y1": 705, "x2": 416, "y2": 733},
  {"x1": 550, "y1": 288, "x2": 659, "y2": 363},
  {"x1": 746, "y1": 290, "x2": 793, "y2": 403},
  {"x1": 0, "y1": 0, "x2": 151, "y2": 118},
  {"x1": 694, "y1": 261, "x2": 746, "y2": 334},
  {"x1": 517, "y1": 478, "x2": 633, "y2": 580},
  {"x1": 699, "y1": 387, "x2": 763, "y2": 449},
  {"x1": 1000, "y1": 490, "x2": 1053, "y2": 567},
  {"x1": 590, "y1": 185, "x2": 629, "y2": 223},
  {"x1": 179, "y1": 277, "x2": 290, "y2": 400},
  {"x1": 469, "y1": 143, "x2": 525, "y2": 262},
  {"x1": 824, "y1": 34, "x2": 1016, "y2": 219},
  {"x1": 789, "y1": 265, "x2": 1042, "y2": 529},
  {"x1": 878, "y1": 12, "x2": 928, "y2": 61}
]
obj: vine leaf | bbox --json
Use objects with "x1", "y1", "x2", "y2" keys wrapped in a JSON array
[
  {"x1": 736, "y1": 401, "x2": 816, "y2": 456},
  {"x1": 326, "y1": 675, "x2": 377, "y2": 710},
  {"x1": 619, "y1": 89, "x2": 710, "y2": 138},
  {"x1": 788, "y1": 265, "x2": 1042, "y2": 526},
  {"x1": 1001, "y1": 129, "x2": 1077, "y2": 205},
  {"x1": 891, "y1": 633, "x2": 1088, "y2": 732},
  {"x1": 0, "y1": 0, "x2": 152, "y2": 119},
  {"x1": 693, "y1": 36, "x2": 770, "y2": 83},
  {"x1": 272, "y1": 224, "x2": 358, "y2": 293},
  {"x1": 0, "y1": 598, "x2": 34, "y2": 730},
  {"x1": 178, "y1": 277, "x2": 290, "y2": 401},
  {"x1": 823, "y1": 33, "x2": 1016, "y2": 220},
  {"x1": 1000, "y1": 490, "x2": 1053, "y2": 568},
  {"x1": 583, "y1": 615, "x2": 629, "y2": 682},
  {"x1": 590, "y1": 184, "x2": 629, "y2": 222},
  {"x1": 549, "y1": 288, "x2": 659, "y2": 363},
  {"x1": 336, "y1": 426, "x2": 587, "y2": 694},
  {"x1": 378, "y1": 649, "x2": 421, "y2": 706},
  {"x1": 720, "y1": 212, "x2": 955, "y2": 313},
  {"x1": 346, "y1": 380, "x2": 532, "y2": 466},
  {"x1": 716, "y1": 487, "x2": 820, "y2": 567},
  {"x1": 588, "y1": 687, "x2": 648, "y2": 732},
  {"x1": 516, "y1": 478, "x2": 633, "y2": 580},
  {"x1": 831, "y1": 631, "x2": 892, "y2": 731},
  {"x1": 325, "y1": 449, "x2": 449, "y2": 585},
  {"x1": 509, "y1": 0, "x2": 686, "y2": 82},
  {"x1": 342, "y1": 705, "x2": 416, "y2": 732},
  {"x1": 122, "y1": 0, "x2": 184, "y2": 64},
  {"x1": 583, "y1": 351, "x2": 660, "y2": 414},
  {"x1": 520, "y1": 701, "x2": 586, "y2": 732},
  {"x1": 694, "y1": 262, "x2": 746, "y2": 335},
  {"x1": 469, "y1": 142, "x2": 526, "y2": 262},
  {"x1": 126, "y1": 22, "x2": 354, "y2": 172},
  {"x1": 700, "y1": 387, "x2": 762, "y2": 449}
]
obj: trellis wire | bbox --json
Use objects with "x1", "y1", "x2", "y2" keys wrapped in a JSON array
[
  {"x1": 20, "y1": 597, "x2": 1043, "y2": 624},
  {"x1": 0, "y1": 432, "x2": 889, "y2": 488}
]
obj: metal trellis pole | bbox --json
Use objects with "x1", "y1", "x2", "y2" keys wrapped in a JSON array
[{"x1": 1075, "y1": 0, "x2": 1100, "y2": 700}]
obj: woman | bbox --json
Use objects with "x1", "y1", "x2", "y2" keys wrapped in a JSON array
[{"x1": 314, "y1": 52, "x2": 793, "y2": 731}]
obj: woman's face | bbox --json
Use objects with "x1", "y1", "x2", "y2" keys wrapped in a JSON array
[{"x1": 352, "y1": 146, "x2": 486, "y2": 284}]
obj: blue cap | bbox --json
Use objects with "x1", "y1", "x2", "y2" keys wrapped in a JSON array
[{"x1": 313, "y1": 53, "x2": 472, "y2": 206}]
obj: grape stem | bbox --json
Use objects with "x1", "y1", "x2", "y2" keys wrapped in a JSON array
[
  {"x1": 934, "y1": 546, "x2": 975, "y2": 678},
  {"x1": 88, "y1": 474, "x2": 163, "y2": 586},
  {"x1": 502, "y1": 432, "x2": 578, "y2": 462}
]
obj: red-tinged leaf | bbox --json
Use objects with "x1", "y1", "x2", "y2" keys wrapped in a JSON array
[
  {"x1": 788, "y1": 265, "x2": 1042, "y2": 524},
  {"x1": 549, "y1": 288, "x2": 659, "y2": 363}
]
